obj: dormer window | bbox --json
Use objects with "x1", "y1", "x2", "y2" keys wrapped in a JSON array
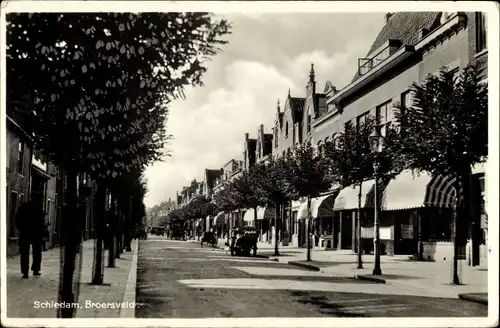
[
  {"x1": 358, "y1": 40, "x2": 401, "y2": 76},
  {"x1": 441, "y1": 12, "x2": 456, "y2": 24}
]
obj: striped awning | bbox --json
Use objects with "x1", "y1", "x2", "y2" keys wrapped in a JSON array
[
  {"x1": 215, "y1": 211, "x2": 225, "y2": 225},
  {"x1": 472, "y1": 162, "x2": 486, "y2": 175},
  {"x1": 333, "y1": 179, "x2": 376, "y2": 211},
  {"x1": 312, "y1": 192, "x2": 338, "y2": 218},
  {"x1": 257, "y1": 206, "x2": 275, "y2": 220},
  {"x1": 243, "y1": 209, "x2": 255, "y2": 222},
  {"x1": 425, "y1": 174, "x2": 456, "y2": 208},
  {"x1": 381, "y1": 170, "x2": 433, "y2": 210}
]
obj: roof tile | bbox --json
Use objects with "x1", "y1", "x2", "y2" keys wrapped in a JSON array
[{"x1": 351, "y1": 12, "x2": 441, "y2": 82}]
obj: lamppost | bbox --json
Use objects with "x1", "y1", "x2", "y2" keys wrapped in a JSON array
[{"x1": 368, "y1": 126, "x2": 384, "y2": 276}]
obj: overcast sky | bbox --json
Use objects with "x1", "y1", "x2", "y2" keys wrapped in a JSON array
[{"x1": 143, "y1": 12, "x2": 385, "y2": 208}]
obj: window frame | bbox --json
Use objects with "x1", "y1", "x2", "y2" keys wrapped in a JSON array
[
  {"x1": 476, "y1": 12, "x2": 487, "y2": 53},
  {"x1": 17, "y1": 142, "x2": 24, "y2": 174}
]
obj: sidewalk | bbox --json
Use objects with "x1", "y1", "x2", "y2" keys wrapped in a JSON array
[
  {"x1": 267, "y1": 247, "x2": 489, "y2": 301},
  {"x1": 5, "y1": 238, "x2": 138, "y2": 318}
]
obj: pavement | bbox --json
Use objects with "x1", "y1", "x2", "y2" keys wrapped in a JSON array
[
  {"x1": 135, "y1": 236, "x2": 487, "y2": 318},
  {"x1": 258, "y1": 244, "x2": 489, "y2": 301},
  {"x1": 4, "y1": 238, "x2": 138, "y2": 319}
]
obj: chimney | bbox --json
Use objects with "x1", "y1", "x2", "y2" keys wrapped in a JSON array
[
  {"x1": 385, "y1": 12, "x2": 394, "y2": 23},
  {"x1": 245, "y1": 133, "x2": 249, "y2": 141},
  {"x1": 276, "y1": 99, "x2": 280, "y2": 116},
  {"x1": 260, "y1": 124, "x2": 264, "y2": 133},
  {"x1": 419, "y1": 28, "x2": 428, "y2": 40}
]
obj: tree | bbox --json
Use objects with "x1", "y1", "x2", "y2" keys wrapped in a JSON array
[
  {"x1": 251, "y1": 158, "x2": 291, "y2": 256},
  {"x1": 325, "y1": 115, "x2": 401, "y2": 268},
  {"x1": 395, "y1": 64, "x2": 487, "y2": 284},
  {"x1": 228, "y1": 169, "x2": 265, "y2": 229},
  {"x1": 325, "y1": 119, "x2": 374, "y2": 268},
  {"x1": 287, "y1": 142, "x2": 331, "y2": 261},
  {"x1": 6, "y1": 12, "x2": 230, "y2": 317},
  {"x1": 213, "y1": 184, "x2": 239, "y2": 244}
]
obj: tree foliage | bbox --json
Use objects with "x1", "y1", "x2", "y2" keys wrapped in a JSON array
[
  {"x1": 251, "y1": 158, "x2": 291, "y2": 206},
  {"x1": 6, "y1": 12, "x2": 231, "y2": 180},
  {"x1": 212, "y1": 184, "x2": 238, "y2": 213},
  {"x1": 227, "y1": 169, "x2": 264, "y2": 210},
  {"x1": 394, "y1": 64, "x2": 488, "y2": 176},
  {"x1": 287, "y1": 142, "x2": 331, "y2": 199}
]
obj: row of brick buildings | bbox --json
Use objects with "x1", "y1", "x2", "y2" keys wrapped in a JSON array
[
  {"x1": 5, "y1": 97, "x2": 97, "y2": 256},
  {"x1": 155, "y1": 12, "x2": 489, "y2": 263}
]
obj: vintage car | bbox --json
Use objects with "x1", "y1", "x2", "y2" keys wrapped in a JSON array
[
  {"x1": 200, "y1": 231, "x2": 218, "y2": 248},
  {"x1": 170, "y1": 226, "x2": 186, "y2": 240},
  {"x1": 150, "y1": 226, "x2": 165, "y2": 236},
  {"x1": 230, "y1": 227, "x2": 259, "y2": 256}
]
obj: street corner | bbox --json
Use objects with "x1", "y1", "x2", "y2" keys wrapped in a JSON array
[
  {"x1": 458, "y1": 293, "x2": 488, "y2": 305},
  {"x1": 288, "y1": 261, "x2": 321, "y2": 272},
  {"x1": 353, "y1": 274, "x2": 387, "y2": 284}
]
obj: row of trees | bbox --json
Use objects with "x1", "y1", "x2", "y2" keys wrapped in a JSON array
[
  {"x1": 7, "y1": 12, "x2": 231, "y2": 317},
  {"x1": 165, "y1": 64, "x2": 487, "y2": 285}
]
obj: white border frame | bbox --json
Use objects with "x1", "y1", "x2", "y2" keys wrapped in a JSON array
[{"x1": 1, "y1": 1, "x2": 498, "y2": 327}]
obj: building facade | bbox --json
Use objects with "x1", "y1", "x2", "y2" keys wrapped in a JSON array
[{"x1": 310, "y1": 11, "x2": 488, "y2": 262}]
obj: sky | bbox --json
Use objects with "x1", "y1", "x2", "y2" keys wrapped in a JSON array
[{"x1": 143, "y1": 12, "x2": 385, "y2": 208}]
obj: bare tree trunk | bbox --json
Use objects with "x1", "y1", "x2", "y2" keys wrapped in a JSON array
[
  {"x1": 307, "y1": 197, "x2": 312, "y2": 261},
  {"x1": 357, "y1": 181, "x2": 363, "y2": 269},
  {"x1": 274, "y1": 203, "x2": 280, "y2": 256},
  {"x1": 58, "y1": 164, "x2": 80, "y2": 318},
  {"x1": 108, "y1": 197, "x2": 116, "y2": 268},
  {"x1": 91, "y1": 184, "x2": 106, "y2": 284}
]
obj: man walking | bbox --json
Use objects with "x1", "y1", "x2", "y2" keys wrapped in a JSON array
[{"x1": 16, "y1": 196, "x2": 45, "y2": 278}]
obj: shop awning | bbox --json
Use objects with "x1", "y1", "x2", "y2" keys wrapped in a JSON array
[
  {"x1": 256, "y1": 206, "x2": 275, "y2": 220},
  {"x1": 243, "y1": 209, "x2": 255, "y2": 222},
  {"x1": 312, "y1": 193, "x2": 338, "y2": 218},
  {"x1": 297, "y1": 201, "x2": 308, "y2": 220},
  {"x1": 381, "y1": 170, "x2": 433, "y2": 210},
  {"x1": 215, "y1": 212, "x2": 225, "y2": 225},
  {"x1": 425, "y1": 174, "x2": 456, "y2": 208},
  {"x1": 291, "y1": 200, "x2": 303, "y2": 210},
  {"x1": 333, "y1": 179, "x2": 376, "y2": 211},
  {"x1": 472, "y1": 162, "x2": 486, "y2": 175}
]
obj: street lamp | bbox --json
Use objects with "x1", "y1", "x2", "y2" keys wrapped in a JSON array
[{"x1": 368, "y1": 125, "x2": 384, "y2": 276}]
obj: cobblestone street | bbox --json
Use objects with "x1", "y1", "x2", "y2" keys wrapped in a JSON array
[{"x1": 135, "y1": 237, "x2": 488, "y2": 318}]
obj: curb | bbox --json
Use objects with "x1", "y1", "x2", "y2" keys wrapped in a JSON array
[
  {"x1": 458, "y1": 293, "x2": 488, "y2": 305},
  {"x1": 120, "y1": 239, "x2": 139, "y2": 318},
  {"x1": 288, "y1": 261, "x2": 321, "y2": 271},
  {"x1": 354, "y1": 274, "x2": 387, "y2": 284}
]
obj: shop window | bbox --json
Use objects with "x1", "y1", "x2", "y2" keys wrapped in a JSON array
[
  {"x1": 292, "y1": 211, "x2": 298, "y2": 235},
  {"x1": 17, "y1": 142, "x2": 24, "y2": 174},
  {"x1": 376, "y1": 100, "x2": 393, "y2": 137},
  {"x1": 10, "y1": 191, "x2": 19, "y2": 237}
]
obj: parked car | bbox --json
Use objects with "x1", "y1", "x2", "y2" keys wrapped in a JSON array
[
  {"x1": 201, "y1": 231, "x2": 218, "y2": 248},
  {"x1": 230, "y1": 227, "x2": 259, "y2": 256},
  {"x1": 150, "y1": 227, "x2": 165, "y2": 236},
  {"x1": 170, "y1": 227, "x2": 186, "y2": 240}
]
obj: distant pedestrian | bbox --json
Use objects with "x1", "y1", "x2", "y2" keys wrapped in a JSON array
[{"x1": 16, "y1": 196, "x2": 45, "y2": 278}]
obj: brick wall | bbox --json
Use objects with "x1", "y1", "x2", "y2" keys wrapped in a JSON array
[{"x1": 6, "y1": 125, "x2": 32, "y2": 255}]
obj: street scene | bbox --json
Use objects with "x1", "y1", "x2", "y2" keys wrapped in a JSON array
[
  {"x1": 135, "y1": 236, "x2": 487, "y2": 318},
  {"x1": 1, "y1": 3, "x2": 495, "y2": 327}
]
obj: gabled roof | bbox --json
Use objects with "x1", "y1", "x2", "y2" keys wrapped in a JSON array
[
  {"x1": 351, "y1": 12, "x2": 442, "y2": 83},
  {"x1": 278, "y1": 112, "x2": 284, "y2": 128},
  {"x1": 289, "y1": 97, "x2": 305, "y2": 123}
]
